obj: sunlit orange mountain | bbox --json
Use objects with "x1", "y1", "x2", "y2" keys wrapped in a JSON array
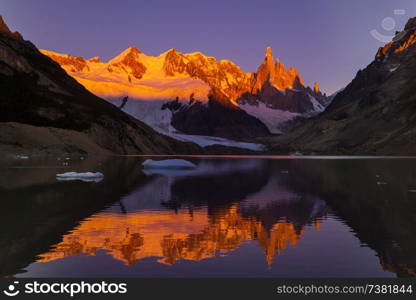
[
  {"x1": 37, "y1": 205, "x2": 321, "y2": 266},
  {"x1": 41, "y1": 46, "x2": 328, "y2": 136},
  {"x1": 0, "y1": 15, "x2": 205, "y2": 156},
  {"x1": 41, "y1": 47, "x2": 323, "y2": 104}
]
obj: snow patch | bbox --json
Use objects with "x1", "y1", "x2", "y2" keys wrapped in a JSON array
[
  {"x1": 389, "y1": 65, "x2": 400, "y2": 72},
  {"x1": 164, "y1": 132, "x2": 266, "y2": 151},
  {"x1": 109, "y1": 99, "x2": 175, "y2": 132},
  {"x1": 308, "y1": 94, "x2": 325, "y2": 112},
  {"x1": 238, "y1": 102, "x2": 299, "y2": 134}
]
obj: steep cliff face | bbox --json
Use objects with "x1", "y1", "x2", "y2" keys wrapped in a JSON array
[
  {"x1": 165, "y1": 96, "x2": 271, "y2": 139},
  {"x1": 252, "y1": 47, "x2": 304, "y2": 93},
  {"x1": 163, "y1": 49, "x2": 252, "y2": 104},
  {"x1": 270, "y1": 17, "x2": 416, "y2": 155},
  {"x1": 238, "y1": 47, "x2": 325, "y2": 114},
  {"x1": 0, "y1": 16, "x2": 202, "y2": 156}
]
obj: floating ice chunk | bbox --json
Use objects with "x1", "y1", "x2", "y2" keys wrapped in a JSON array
[
  {"x1": 142, "y1": 159, "x2": 196, "y2": 169},
  {"x1": 56, "y1": 172, "x2": 104, "y2": 182}
]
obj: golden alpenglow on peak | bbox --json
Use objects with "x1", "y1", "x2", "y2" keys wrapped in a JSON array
[
  {"x1": 313, "y1": 82, "x2": 320, "y2": 93},
  {"x1": 266, "y1": 46, "x2": 273, "y2": 57},
  {"x1": 41, "y1": 42, "x2": 327, "y2": 137}
]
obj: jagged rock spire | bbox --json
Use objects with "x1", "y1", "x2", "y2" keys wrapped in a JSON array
[
  {"x1": 253, "y1": 46, "x2": 305, "y2": 92},
  {"x1": 265, "y1": 46, "x2": 273, "y2": 58},
  {"x1": 0, "y1": 16, "x2": 12, "y2": 34},
  {"x1": 313, "y1": 82, "x2": 320, "y2": 94},
  {"x1": 0, "y1": 15, "x2": 23, "y2": 39}
]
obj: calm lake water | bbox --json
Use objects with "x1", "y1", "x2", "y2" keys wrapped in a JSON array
[{"x1": 1, "y1": 156, "x2": 415, "y2": 277}]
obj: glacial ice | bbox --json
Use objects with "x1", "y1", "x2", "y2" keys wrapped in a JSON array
[{"x1": 112, "y1": 98, "x2": 266, "y2": 151}]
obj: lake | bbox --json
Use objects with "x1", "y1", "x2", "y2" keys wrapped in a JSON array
[{"x1": 1, "y1": 156, "x2": 415, "y2": 277}]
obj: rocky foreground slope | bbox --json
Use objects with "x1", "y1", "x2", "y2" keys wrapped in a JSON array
[
  {"x1": 0, "y1": 16, "x2": 202, "y2": 156},
  {"x1": 270, "y1": 17, "x2": 416, "y2": 155}
]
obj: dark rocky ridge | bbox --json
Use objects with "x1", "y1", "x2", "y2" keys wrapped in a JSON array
[
  {"x1": 163, "y1": 95, "x2": 271, "y2": 139},
  {"x1": 269, "y1": 17, "x2": 416, "y2": 155}
]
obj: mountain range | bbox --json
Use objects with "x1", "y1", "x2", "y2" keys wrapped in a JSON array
[
  {"x1": 0, "y1": 16, "x2": 202, "y2": 156},
  {"x1": 1, "y1": 15, "x2": 416, "y2": 155},
  {"x1": 41, "y1": 45, "x2": 328, "y2": 139}
]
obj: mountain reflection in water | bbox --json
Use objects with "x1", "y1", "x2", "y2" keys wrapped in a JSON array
[
  {"x1": 1, "y1": 157, "x2": 415, "y2": 277},
  {"x1": 37, "y1": 159, "x2": 324, "y2": 267}
]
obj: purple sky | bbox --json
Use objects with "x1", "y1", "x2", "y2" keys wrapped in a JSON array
[{"x1": 1, "y1": 0, "x2": 415, "y2": 94}]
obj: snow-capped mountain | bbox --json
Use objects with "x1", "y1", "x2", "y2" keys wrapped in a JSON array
[
  {"x1": 41, "y1": 46, "x2": 328, "y2": 138},
  {"x1": 0, "y1": 16, "x2": 203, "y2": 156},
  {"x1": 41, "y1": 47, "x2": 211, "y2": 101}
]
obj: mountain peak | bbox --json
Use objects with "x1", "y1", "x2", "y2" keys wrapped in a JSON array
[
  {"x1": 126, "y1": 46, "x2": 141, "y2": 54},
  {"x1": 404, "y1": 16, "x2": 416, "y2": 31},
  {"x1": 0, "y1": 15, "x2": 23, "y2": 39},
  {"x1": 161, "y1": 48, "x2": 179, "y2": 57},
  {"x1": 376, "y1": 16, "x2": 416, "y2": 59},
  {"x1": 0, "y1": 16, "x2": 12, "y2": 34},
  {"x1": 88, "y1": 56, "x2": 101, "y2": 63},
  {"x1": 265, "y1": 46, "x2": 273, "y2": 58},
  {"x1": 117, "y1": 46, "x2": 141, "y2": 57},
  {"x1": 313, "y1": 82, "x2": 320, "y2": 93},
  {"x1": 109, "y1": 46, "x2": 142, "y2": 65}
]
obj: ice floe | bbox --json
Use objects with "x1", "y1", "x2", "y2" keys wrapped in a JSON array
[{"x1": 56, "y1": 172, "x2": 104, "y2": 182}]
